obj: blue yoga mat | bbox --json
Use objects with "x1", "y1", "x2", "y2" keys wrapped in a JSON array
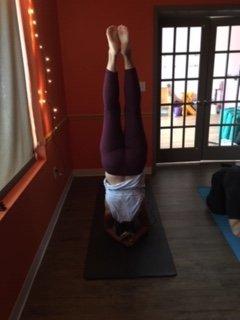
[{"x1": 198, "y1": 187, "x2": 240, "y2": 261}]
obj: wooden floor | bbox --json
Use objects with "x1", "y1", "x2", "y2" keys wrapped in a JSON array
[{"x1": 20, "y1": 164, "x2": 240, "y2": 320}]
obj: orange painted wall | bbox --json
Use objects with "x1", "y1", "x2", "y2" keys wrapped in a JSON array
[
  {"x1": 57, "y1": 0, "x2": 240, "y2": 171},
  {"x1": 0, "y1": 1, "x2": 71, "y2": 319}
]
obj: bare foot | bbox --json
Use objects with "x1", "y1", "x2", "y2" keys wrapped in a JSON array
[
  {"x1": 117, "y1": 24, "x2": 131, "y2": 56},
  {"x1": 106, "y1": 25, "x2": 120, "y2": 55}
]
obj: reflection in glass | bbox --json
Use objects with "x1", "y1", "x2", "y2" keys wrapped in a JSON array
[
  {"x1": 161, "y1": 81, "x2": 172, "y2": 104},
  {"x1": 213, "y1": 53, "x2": 227, "y2": 77},
  {"x1": 160, "y1": 105, "x2": 171, "y2": 127},
  {"x1": 172, "y1": 128, "x2": 183, "y2": 148},
  {"x1": 225, "y1": 79, "x2": 238, "y2": 101},
  {"x1": 174, "y1": 55, "x2": 186, "y2": 78},
  {"x1": 230, "y1": 26, "x2": 240, "y2": 51},
  {"x1": 208, "y1": 126, "x2": 219, "y2": 146},
  {"x1": 188, "y1": 54, "x2": 200, "y2": 78},
  {"x1": 215, "y1": 26, "x2": 229, "y2": 51},
  {"x1": 161, "y1": 55, "x2": 173, "y2": 79},
  {"x1": 176, "y1": 27, "x2": 188, "y2": 52},
  {"x1": 184, "y1": 127, "x2": 195, "y2": 147},
  {"x1": 162, "y1": 28, "x2": 174, "y2": 53},
  {"x1": 189, "y1": 27, "x2": 201, "y2": 52},
  {"x1": 160, "y1": 129, "x2": 171, "y2": 149},
  {"x1": 228, "y1": 53, "x2": 240, "y2": 77},
  {"x1": 212, "y1": 79, "x2": 225, "y2": 101}
]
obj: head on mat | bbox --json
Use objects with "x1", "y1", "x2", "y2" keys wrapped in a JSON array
[{"x1": 99, "y1": 25, "x2": 149, "y2": 247}]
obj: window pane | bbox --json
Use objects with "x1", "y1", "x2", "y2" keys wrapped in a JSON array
[
  {"x1": 213, "y1": 53, "x2": 227, "y2": 77},
  {"x1": 210, "y1": 103, "x2": 222, "y2": 124},
  {"x1": 185, "y1": 81, "x2": 198, "y2": 126},
  {"x1": 227, "y1": 53, "x2": 240, "y2": 77},
  {"x1": 221, "y1": 103, "x2": 237, "y2": 124},
  {"x1": 208, "y1": 126, "x2": 220, "y2": 146},
  {"x1": 173, "y1": 101, "x2": 183, "y2": 126},
  {"x1": 160, "y1": 105, "x2": 171, "y2": 127},
  {"x1": 215, "y1": 26, "x2": 229, "y2": 51},
  {"x1": 174, "y1": 55, "x2": 186, "y2": 78},
  {"x1": 187, "y1": 54, "x2": 200, "y2": 78},
  {"x1": 176, "y1": 27, "x2": 188, "y2": 52},
  {"x1": 230, "y1": 26, "x2": 240, "y2": 50},
  {"x1": 161, "y1": 81, "x2": 172, "y2": 104},
  {"x1": 225, "y1": 79, "x2": 238, "y2": 100},
  {"x1": 184, "y1": 127, "x2": 195, "y2": 147},
  {"x1": 212, "y1": 79, "x2": 225, "y2": 101},
  {"x1": 162, "y1": 28, "x2": 174, "y2": 53},
  {"x1": 160, "y1": 129, "x2": 171, "y2": 149},
  {"x1": 189, "y1": 27, "x2": 201, "y2": 52},
  {"x1": 174, "y1": 80, "x2": 185, "y2": 102},
  {"x1": 162, "y1": 55, "x2": 173, "y2": 79},
  {"x1": 172, "y1": 128, "x2": 183, "y2": 148}
]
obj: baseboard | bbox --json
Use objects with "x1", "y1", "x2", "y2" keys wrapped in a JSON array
[
  {"x1": 73, "y1": 166, "x2": 152, "y2": 176},
  {"x1": 9, "y1": 173, "x2": 74, "y2": 320}
]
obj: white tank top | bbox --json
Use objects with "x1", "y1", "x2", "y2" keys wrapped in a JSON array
[{"x1": 103, "y1": 172, "x2": 145, "y2": 223}]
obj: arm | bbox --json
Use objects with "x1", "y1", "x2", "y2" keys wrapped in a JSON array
[
  {"x1": 125, "y1": 199, "x2": 150, "y2": 246},
  {"x1": 104, "y1": 207, "x2": 126, "y2": 244}
]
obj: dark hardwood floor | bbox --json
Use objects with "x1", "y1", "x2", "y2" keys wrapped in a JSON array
[{"x1": 20, "y1": 164, "x2": 240, "y2": 320}]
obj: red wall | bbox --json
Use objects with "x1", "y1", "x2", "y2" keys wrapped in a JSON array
[
  {"x1": 57, "y1": 0, "x2": 240, "y2": 171},
  {"x1": 0, "y1": 1, "x2": 71, "y2": 319}
]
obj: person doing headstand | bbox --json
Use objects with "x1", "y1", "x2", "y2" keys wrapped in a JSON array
[{"x1": 100, "y1": 25, "x2": 149, "y2": 247}]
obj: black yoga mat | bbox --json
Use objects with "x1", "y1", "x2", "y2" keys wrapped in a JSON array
[{"x1": 83, "y1": 180, "x2": 177, "y2": 279}]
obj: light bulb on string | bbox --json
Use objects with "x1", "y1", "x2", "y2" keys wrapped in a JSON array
[
  {"x1": 45, "y1": 57, "x2": 50, "y2": 62},
  {"x1": 48, "y1": 79, "x2": 53, "y2": 84},
  {"x1": 33, "y1": 20, "x2": 37, "y2": 25},
  {"x1": 46, "y1": 68, "x2": 51, "y2": 73},
  {"x1": 39, "y1": 45, "x2": 43, "y2": 49},
  {"x1": 53, "y1": 108, "x2": 58, "y2": 113},
  {"x1": 35, "y1": 33, "x2": 39, "y2": 38},
  {"x1": 28, "y1": 8, "x2": 34, "y2": 15}
]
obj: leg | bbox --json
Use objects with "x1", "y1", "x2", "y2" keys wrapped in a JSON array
[
  {"x1": 100, "y1": 26, "x2": 125, "y2": 175},
  {"x1": 118, "y1": 25, "x2": 147, "y2": 175}
]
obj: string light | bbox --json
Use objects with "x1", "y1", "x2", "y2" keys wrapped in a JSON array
[
  {"x1": 28, "y1": 8, "x2": 34, "y2": 15},
  {"x1": 29, "y1": 7, "x2": 59, "y2": 133}
]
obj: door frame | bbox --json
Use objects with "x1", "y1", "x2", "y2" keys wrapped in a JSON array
[{"x1": 153, "y1": 5, "x2": 240, "y2": 166}]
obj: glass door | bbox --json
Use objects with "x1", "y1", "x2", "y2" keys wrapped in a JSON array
[
  {"x1": 157, "y1": 18, "x2": 207, "y2": 162},
  {"x1": 157, "y1": 16, "x2": 240, "y2": 162},
  {"x1": 203, "y1": 19, "x2": 240, "y2": 160}
]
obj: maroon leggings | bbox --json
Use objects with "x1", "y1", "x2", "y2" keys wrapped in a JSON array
[{"x1": 100, "y1": 68, "x2": 147, "y2": 176}]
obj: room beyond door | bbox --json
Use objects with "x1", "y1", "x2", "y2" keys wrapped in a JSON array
[{"x1": 157, "y1": 15, "x2": 240, "y2": 162}]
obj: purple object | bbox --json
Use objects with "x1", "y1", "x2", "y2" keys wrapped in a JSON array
[{"x1": 173, "y1": 105, "x2": 182, "y2": 117}]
